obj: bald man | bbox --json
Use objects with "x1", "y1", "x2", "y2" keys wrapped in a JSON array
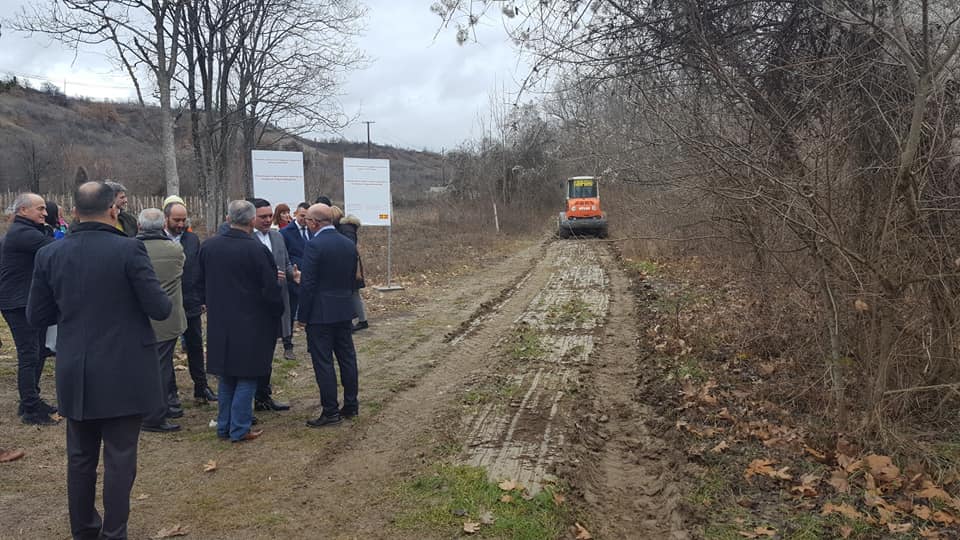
[
  {"x1": 298, "y1": 204, "x2": 360, "y2": 427},
  {"x1": 0, "y1": 192, "x2": 56, "y2": 424}
]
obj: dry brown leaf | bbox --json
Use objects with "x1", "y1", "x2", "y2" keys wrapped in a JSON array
[
  {"x1": 738, "y1": 525, "x2": 776, "y2": 538},
  {"x1": 829, "y1": 470, "x2": 851, "y2": 494},
  {"x1": 790, "y1": 473, "x2": 820, "y2": 498},
  {"x1": 154, "y1": 524, "x2": 188, "y2": 538},
  {"x1": 804, "y1": 445, "x2": 827, "y2": 461},
  {"x1": 757, "y1": 363, "x2": 776, "y2": 376},
  {"x1": 914, "y1": 505, "x2": 932, "y2": 520},
  {"x1": 202, "y1": 460, "x2": 217, "y2": 473},
  {"x1": 0, "y1": 449, "x2": 26, "y2": 463},
  {"x1": 837, "y1": 454, "x2": 862, "y2": 473},
  {"x1": 919, "y1": 526, "x2": 944, "y2": 538},
  {"x1": 573, "y1": 522, "x2": 593, "y2": 540},
  {"x1": 463, "y1": 521, "x2": 481, "y2": 534},
  {"x1": 822, "y1": 502, "x2": 866, "y2": 521},
  {"x1": 854, "y1": 299, "x2": 869, "y2": 312},
  {"x1": 839, "y1": 525, "x2": 853, "y2": 539},
  {"x1": 864, "y1": 454, "x2": 900, "y2": 483},
  {"x1": 552, "y1": 492, "x2": 565, "y2": 506},
  {"x1": 931, "y1": 511, "x2": 956, "y2": 525},
  {"x1": 885, "y1": 522, "x2": 912, "y2": 533},
  {"x1": 864, "y1": 472, "x2": 877, "y2": 492},
  {"x1": 711, "y1": 441, "x2": 730, "y2": 454},
  {"x1": 498, "y1": 479, "x2": 517, "y2": 491},
  {"x1": 135, "y1": 493, "x2": 150, "y2": 501},
  {"x1": 499, "y1": 494, "x2": 514, "y2": 503},
  {"x1": 479, "y1": 511, "x2": 495, "y2": 525}
]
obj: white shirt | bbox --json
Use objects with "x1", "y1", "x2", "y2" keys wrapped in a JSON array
[
  {"x1": 164, "y1": 229, "x2": 182, "y2": 244},
  {"x1": 255, "y1": 230, "x2": 272, "y2": 252}
]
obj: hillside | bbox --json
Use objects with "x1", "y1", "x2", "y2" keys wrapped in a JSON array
[{"x1": 0, "y1": 82, "x2": 445, "y2": 203}]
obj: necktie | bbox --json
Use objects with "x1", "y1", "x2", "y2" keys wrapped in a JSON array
[{"x1": 301, "y1": 227, "x2": 308, "y2": 241}]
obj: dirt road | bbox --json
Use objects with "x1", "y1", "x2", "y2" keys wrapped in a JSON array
[{"x1": 0, "y1": 237, "x2": 688, "y2": 539}]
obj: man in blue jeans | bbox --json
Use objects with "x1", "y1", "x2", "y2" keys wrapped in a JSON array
[
  {"x1": 0, "y1": 192, "x2": 55, "y2": 425},
  {"x1": 199, "y1": 200, "x2": 284, "y2": 442}
]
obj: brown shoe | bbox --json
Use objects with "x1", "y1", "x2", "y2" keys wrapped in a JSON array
[{"x1": 233, "y1": 429, "x2": 263, "y2": 443}]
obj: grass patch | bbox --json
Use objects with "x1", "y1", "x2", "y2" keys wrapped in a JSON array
[
  {"x1": 626, "y1": 259, "x2": 659, "y2": 275},
  {"x1": 509, "y1": 326, "x2": 546, "y2": 362},
  {"x1": 544, "y1": 297, "x2": 592, "y2": 326},
  {"x1": 394, "y1": 464, "x2": 568, "y2": 539}
]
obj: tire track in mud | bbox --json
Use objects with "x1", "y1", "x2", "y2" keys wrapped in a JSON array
[{"x1": 458, "y1": 239, "x2": 689, "y2": 538}]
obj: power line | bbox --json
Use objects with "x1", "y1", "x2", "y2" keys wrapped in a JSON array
[{"x1": 0, "y1": 68, "x2": 135, "y2": 91}]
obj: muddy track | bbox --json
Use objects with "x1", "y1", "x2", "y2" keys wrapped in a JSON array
[{"x1": 0, "y1": 236, "x2": 689, "y2": 539}]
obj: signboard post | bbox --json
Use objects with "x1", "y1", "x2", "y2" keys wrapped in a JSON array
[
  {"x1": 251, "y1": 150, "x2": 305, "y2": 211},
  {"x1": 343, "y1": 157, "x2": 403, "y2": 291}
]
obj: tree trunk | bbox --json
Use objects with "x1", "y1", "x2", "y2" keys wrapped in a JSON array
[{"x1": 158, "y1": 77, "x2": 181, "y2": 196}]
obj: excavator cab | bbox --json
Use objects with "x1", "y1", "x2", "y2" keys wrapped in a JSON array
[{"x1": 558, "y1": 176, "x2": 608, "y2": 238}]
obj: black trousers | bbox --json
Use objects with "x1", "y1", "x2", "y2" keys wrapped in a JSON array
[
  {"x1": 67, "y1": 415, "x2": 141, "y2": 540},
  {"x1": 2, "y1": 307, "x2": 47, "y2": 413},
  {"x1": 306, "y1": 321, "x2": 359, "y2": 417},
  {"x1": 143, "y1": 339, "x2": 177, "y2": 427},
  {"x1": 183, "y1": 315, "x2": 209, "y2": 392}
]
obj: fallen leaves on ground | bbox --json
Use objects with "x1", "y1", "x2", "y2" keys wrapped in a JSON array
[
  {"x1": 0, "y1": 449, "x2": 26, "y2": 463},
  {"x1": 552, "y1": 492, "x2": 565, "y2": 506},
  {"x1": 202, "y1": 460, "x2": 217, "y2": 473},
  {"x1": 828, "y1": 470, "x2": 850, "y2": 494},
  {"x1": 462, "y1": 521, "x2": 480, "y2": 534},
  {"x1": 789, "y1": 473, "x2": 820, "y2": 498},
  {"x1": 744, "y1": 459, "x2": 792, "y2": 481},
  {"x1": 479, "y1": 510, "x2": 495, "y2": 525},
  {"x1": 863, "y1": 454, "x2": 900, "y2": 484},
  {"x1": 154, "y1": 524, "x2": 188, "y2": 538},
  {"x1": 135, "y1": 493, "x2": 150, "y2": 501},
  {"x1": 573, "y1": 522, "x2": 592, "y2": 539},
  {"x1": 738, "y1": 525, "x2": 776, "y2": 538},
  {"x1": 499, "y1": 494, "x2": 513, "y2": 503},
  {"x1": 498, "y1": 479, "x2": 517, "y2": 491},
  {"x1": 821, "y1": 502, "x2": 869, "y2": 522}
]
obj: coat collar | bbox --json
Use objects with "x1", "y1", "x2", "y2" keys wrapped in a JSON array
[
  {"x1": 222, "y1": 227, "x2": 255, "y2": 240},
  {"x1": 12, "y1": 215, "x2": 45, "y2": 231},
  {"x1": 137, "y1": 230, "x2": 171, "y2": 242},
  {"x1": 69, "y1": 221, "x2": 129, "y2": 236}
]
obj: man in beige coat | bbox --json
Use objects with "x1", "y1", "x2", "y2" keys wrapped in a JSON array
[{"x1": 137, "y1": 208, "x2": 188, "y2": 433}]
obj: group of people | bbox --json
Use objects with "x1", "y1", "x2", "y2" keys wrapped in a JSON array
[{"x1": 2, "y1": 180, "x2": 370, "y2": 540}]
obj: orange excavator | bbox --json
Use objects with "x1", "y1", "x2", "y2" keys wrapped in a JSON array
[{"x1": 558, "y1": 176, "x2": 608, "y2": 238}]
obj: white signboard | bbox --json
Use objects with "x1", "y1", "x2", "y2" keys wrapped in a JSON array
[
  {"x1": 251, "y1": 150, "x2": 305, "y2": 210},
  {"x1": 343, "y1": 158, "x2": 391, "y2": 226}
]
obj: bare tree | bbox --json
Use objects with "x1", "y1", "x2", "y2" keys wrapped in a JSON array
[{"x1": 13, "y1": 0, "x2": 185, "y2": 196}]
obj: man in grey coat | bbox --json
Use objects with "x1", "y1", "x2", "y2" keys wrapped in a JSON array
[
  {"x1": 137, "y1": 208, "x2": 188, "y2": 433},
  {"x1": 250, "y1": 198, "x2": 300, "y2": 412}
]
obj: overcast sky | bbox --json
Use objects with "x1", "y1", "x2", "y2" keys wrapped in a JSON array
[{"x1": 0, "y1": 1, "x2": 528, "y2": 152}]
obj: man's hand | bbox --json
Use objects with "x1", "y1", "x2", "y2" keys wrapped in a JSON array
[
  {"x1": 292, "y1": 264, "x2": 301, "y2": 285},
  {"x1": 297, "y1": 321, "x2": 306, "y2": 328},
  {"x1": 277, "y1": 270, "x2": 285, "y2": 282}
]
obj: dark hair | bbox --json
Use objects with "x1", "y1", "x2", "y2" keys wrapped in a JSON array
[
  {"x1": 45, "y1": 201, "x2": 59, "y2": 228},
  {"x1": 272, "y1": 203, "x2": 291, "y2": 226},
  {"x1": 163, "y1": 202, "x2": 186, "y2": 217},
  {"x1": 74, "y1": 181, "x2": 116, "y2": 217},
  {"x1": 314, "y1": 195, "x2": 331, "y2": 206},
  {"x1": 297, "y1": 201, "x2": 310, "y2": 210},
  {"x1": 246, "y1": 197, "x2": 271, "y2": 209}
]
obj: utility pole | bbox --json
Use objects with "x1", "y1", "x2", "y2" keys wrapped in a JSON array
[{"x1": 363, "y1": 120, "x2": 375, "y2": 158}]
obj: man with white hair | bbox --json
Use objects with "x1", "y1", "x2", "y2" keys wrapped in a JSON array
[
  {"x1": 137, "y1": 208, "x2": 187, "y2": 433},
  {"x1": 199, "y1": 200, "x2": 284, "y2": 442},
  {"x1": 0, "y1": 192, "x2": 56, "y2": 424}
]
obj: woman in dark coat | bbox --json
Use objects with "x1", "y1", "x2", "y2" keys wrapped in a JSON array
[{"x1": 334, "y1": 208, "x2": 368, "y2": 332}]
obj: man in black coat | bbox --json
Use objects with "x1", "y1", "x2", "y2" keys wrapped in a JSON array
[
  {"x1": 298, "y1": 203, "x2": 360, "y2": 427},
  {"x1": 199, "y1": 200, "x2": 284, "y2": 442},
  {"x1": 27, "y1": 181, "x2": 172, "y2": 540},
  {"x1": 163, "y1": 201, "x2": 217, "y2": 403},
  {"x1": 0, "y1": 192, "x2": 55, "y2": 424},
  {"x1": 104, "y1": 180, "x2": 138, "y2": 237},
  {"x1": 280, "y1": 201, "x2": 311, "y2": 325}
]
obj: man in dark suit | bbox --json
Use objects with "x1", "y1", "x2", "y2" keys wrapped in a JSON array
[
  {"x1": 280, "y1": 201, "x2": 311, "y2": 321},
  {"x1": 0, "y1": 192, "x2": 55, "y2": 424},
  {"x1": 199, "y1": 200, "x2": 284, "y2": 442},
  {"x1": 104, "y1": 180, "x2": 138, "y2": 237},
  {"x1": 251, "y1": 199, "x2": 300, "y2": 415},
  {"x1": 27, "y1": 181, "x2": 172, "y2": 540},
  {"x1": 298, "y1": 203, "x2": 360, "y2": 427},
  {"x1": 164, "y1": 201, "x2": 217, "y2": 403}
]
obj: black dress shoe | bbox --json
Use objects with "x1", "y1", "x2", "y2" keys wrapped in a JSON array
[
  {"x1": 21, "y1": 412, "x2": 58, "y2": 426},
  {"x1": 167, "y1": 406, "x2": 184, "y2": 419},
  {"x1": 339, "y1": 408, "x2": 358, "y2": 419},
  {"x1": 142, "y1": 422, "x2": 181, "y2": 433},
  {"x1": 38, "y1": 400, "x2": 58, "y2": 415},
  {"x1": 254, "y1": 398, "x2": 290, "y2": 411},
  {"x1": 194, "y1": 386, "x2": 217, "y2": 403},
  {"x1": 306, "y1": 414, "x2": 342, "y2": 428},
  {"x1": 351, "y1": 320, "x2": 369, "y2": 332}
]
